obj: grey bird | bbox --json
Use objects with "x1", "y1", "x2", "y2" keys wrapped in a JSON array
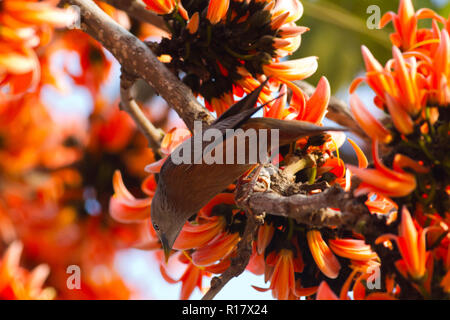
[{"x1": 151, "y1": 82, "x2": 343, "y2": 261}]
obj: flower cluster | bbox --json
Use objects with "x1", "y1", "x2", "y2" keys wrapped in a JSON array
[
  {"x1": 0, "y1": 242, "x2": 55, "y2": 300},
  {"x1": 110, "y1": 1, "x2": 372, "y2": 299},
  {"x1": 0, "y1": 2, "x2": 169, "y2": 299},
  {"x1": 0, "y1": 0, "x2": 447, "y2": 301},
  {"x1": 0, "y1": 96, "x2": 150, "y2": 299},
  {"x1": 143, "y1": 0, "x2": 315, "y2": 115},
  {"x1": 0, "y1": 0, "x2": 75, "y2": 97},
  {"x1": 348, "y1": 0, "x2": 449, "y2": 299}
]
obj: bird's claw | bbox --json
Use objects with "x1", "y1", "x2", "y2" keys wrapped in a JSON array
[{"x1": 235, "y1": 165, "x2": 270, "y2": 206}]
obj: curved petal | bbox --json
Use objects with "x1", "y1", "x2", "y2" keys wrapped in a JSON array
[
  {"x1": 316, "y1": 281, "x2": 339, "y2": 300},
  {"x1": 109, "y1": 171, "x2": 152, "y2": 223},
  {"x1": 349, "y1": 94, "x2": 392, "y2": 144},
  {"x1": 307, "y1": 230, "x2": 341, "y2": 279},
  {"x1": 303, "y1": 76, "x2": 330, "y2": 124}
]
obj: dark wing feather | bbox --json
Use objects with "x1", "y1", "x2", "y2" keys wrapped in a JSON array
[{"x1": 211, "y1": 79, "x2": 269, "y2": 126}]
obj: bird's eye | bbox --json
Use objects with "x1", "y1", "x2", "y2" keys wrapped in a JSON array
[{"x1": 153, "y1": 223, "x2": 159, "y2": 231}]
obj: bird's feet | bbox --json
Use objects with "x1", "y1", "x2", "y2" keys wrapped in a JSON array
[{"x1": 235, "y1": 164, "x2": 271, "y2": 207}]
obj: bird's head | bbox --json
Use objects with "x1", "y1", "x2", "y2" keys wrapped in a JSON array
[{"x1": 151, "y1": 188, "x2": 186, "y2": 263}]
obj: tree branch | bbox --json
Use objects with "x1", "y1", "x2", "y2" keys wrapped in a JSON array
[
  {"x1": 100, "y1": 0, "x2": 169, "y2": 32},
  {"x1": 247, "y1": 185, "x2": 367, "y2": 228},
  {"x1": 241, "y1": 165, "x2": 392, "y2": 237},
  {"x1": 60, "y1": 0, "x2": 214, "y2": 132},
  {"x1": 120, "y1": 71, "x2": 163, "y2": 153}
]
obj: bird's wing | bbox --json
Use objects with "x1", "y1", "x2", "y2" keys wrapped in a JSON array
[
  {"x1": 211, "y1": 79, "x2": 269, "y2": 126},
  {"x1": 242, "y1": 118, "x2": 346, "y2": 146}
]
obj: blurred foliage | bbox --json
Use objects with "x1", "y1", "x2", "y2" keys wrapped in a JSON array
[{"x1": 295, "y1": 0, "x2": 450, "y2": 92}]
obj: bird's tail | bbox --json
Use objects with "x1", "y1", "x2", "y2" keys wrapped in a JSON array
[{"x1": 242, "y1": 118, "x2": 346, "y2": 146}]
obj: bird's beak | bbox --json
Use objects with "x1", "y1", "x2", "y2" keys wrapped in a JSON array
[{"x1": 160, "y1": 233, "x2": 172, "y2": 263}]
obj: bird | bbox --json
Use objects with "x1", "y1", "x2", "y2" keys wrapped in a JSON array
[{"x1": 151, "y1": 81, "x2": 344, "y2": 261}]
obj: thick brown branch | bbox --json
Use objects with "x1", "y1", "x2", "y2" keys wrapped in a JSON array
[
  {"x1": 120, "y1": 72, "x2": 163, "y2": 152},
  {"x1": 294, "y1": 80, "x2": 370, "y2": 143},
  {"x1": 247, "y1": 185, "x2": 368, "y2": 228},
  {"x1": 100, "y1": 0, "x2": 169, "y2": 32},
  {"x1": 60, "y1": 0, "x2": 214, "y2": 132}
]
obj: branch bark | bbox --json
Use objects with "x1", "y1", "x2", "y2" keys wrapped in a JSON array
[
  {"x1": 247, "y1": 184, "x2": 368, "y2": 228},
  {"x1": 60, "y1": 0, "x2": 214, "y2": 132}
]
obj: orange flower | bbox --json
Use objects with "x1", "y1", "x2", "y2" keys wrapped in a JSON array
[
  {"x1": 253, "y1": 247, "x2": 309, "y2": 300},
  {"x1": 256, "y1": 223, "x2": 275, "y2": 255},
  {"x1": 206, "y1": 0, "x2": 230, "y2": 24},
  {"x1": 349, "y1": 94, "x2": 393, "y2": 144},
  {"x1": 300, "y1": 76, "x2": 330, "y2": 124},
  {"x1": 264, "y1": 84, "x2": 288, "y2": 119},
  {"x1": 266, "y1": 249, "x2": 297, "y2": 300},
  {"x1": 376, "y1": 207, "x2": 432, "y2": 280},
  {"x1": 379, "y1": 0, "x2": 444, "y2": 51},
  {"x1": 91, "y1": 107, "x2": 135, "y2": 153},
  {"x1": 52, "y1": 30, "x2": 113, "y2": 97},
  {"x1": 351, "y1": 45, "x2": 427, "y2": 131},
  {"x1": 307, "y1": 230, "x2": 341, "y2": 279},
  {"x1": 389, "y1": 46, "x2": 424, "y2": 117},
  {"x1": 160, "y1": 252, "x2": 230, "y2": 299},
  {"x1": 247, "y1": 243, "x2": 265, "y2": 275},
  {"x1": 160, "y1": 259, "x2": 207, "y2": 300},
  {"x1": 146, "y1": 0, "x2": 313, "y2": 115},
  {"x1": 0, "y1": 241, "x2": 55, "y2": 300},
  {"x1": 329, "y1": 239, "x2": 378, "y2": 262},
  {"x1": 365, "y1": 193, "x2": 398, "y2": 219},
  {"x1": 145, "y1": 127, "x2": 191, "y2": 173},
  {"x1": 348, "y1": 141, "x2": 417, "y2": 198},
  {"x1": 191, "y1": 232, "x2": 240, "y2": 267},
  {"x1": 263, "y1": 57, "x2": 318, "y2": 83},
  {"x1": 142, "y1": 0, "x2": 178, "y2": 15},
  {"x1": 187, "y1": 12, "x2": 200, "y2": 34},
  {"x1": 317, "y1": 260, "x2": 397, "y2": 300},
  {"x1": 429, "y1": 29, "x2": 450, "y2": 106},
  {"x1": 350, "y1": 46, "x2": 393, "y2": 102},
  {"x1": 284, "y1": 76, "x2": 330, "y2": 125},
  {"x1": 348, "y1": 138, "x2": 368, "y2": 169},
  {"x1": 173, "y1": 216, "x2": 226, "y2": 251},
  {"x1": 272, "y1": 0, "x2": 304, "y2": 25},
  {"x1": 109, "y1": 171, "x2": 152, "y2": 223},
  {"x1": 0, "y1": 0, "x2": 76, "y2": 95},
  {"x1": 316, "y1": 281, "x2": 339, "y2": 300},
  {"x1": 262, "y1": 58, "x2": 318, "y2": 121}
]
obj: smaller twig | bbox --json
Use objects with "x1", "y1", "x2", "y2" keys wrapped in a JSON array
[
  {"x1": 201, "y1": 211, "x2": 259, "y2": 300},
  {"x1": 120, "y1": 71, "x2": 163, "y2": 153},
  {"x1": 202, "y1": 168, "x2": 265, "y2": 300}
]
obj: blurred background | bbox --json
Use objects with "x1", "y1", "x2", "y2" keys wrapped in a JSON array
[{"x1": 0, "y1": 0, "x2": 449, "y2": 300}]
